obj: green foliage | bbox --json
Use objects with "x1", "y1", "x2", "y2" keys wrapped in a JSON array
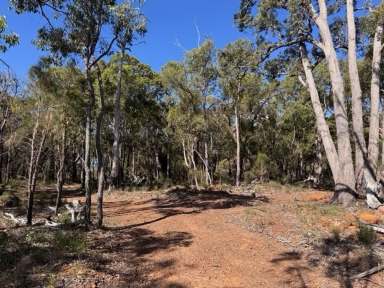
[
  {"x1": 54, "y1": 230, "x2": 87, "y2": 254},
  {"x1": 358, "y1": 224, "x2": 377, "y2": 246},
  {"x1": 245, "y1": 152, "x2": 276, "y2": 183},
  {"x1": 0, "y1": 15, "x2": 19, "y2": 53}
]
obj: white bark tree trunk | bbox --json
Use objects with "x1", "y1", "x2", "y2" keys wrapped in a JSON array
[
  {"x1": 300, "y1": 44, "x2": 354, "y2": 205},
  {"x1": 347, "y1": 0, "x2": 367, "y2": 184},
  {"x1": 368, "y1": 22, "x2": 384, "y2": 174},
  {"x1": 313, "y1": 1, "x2": 356, "y2": 202},
  {"x1": 111, "y1": 50, "x2": 124, "y2": 188}
]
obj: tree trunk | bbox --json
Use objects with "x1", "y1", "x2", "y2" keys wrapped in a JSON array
[
  {"x1": 368, "y1": 22, "x2": 384, "y2": 174},
  {"x1": 314, "y1": 2, "x2": 356, "y2": 202},
  {"x1": 55, "y1": 127, "x2": 66, "y2": 214},
  {"x1": 111, "y1": 50, "x2": 124, "y2": 189},
  {"x1": 27, "y1": 118, "x2": 46, "y2": 226},
  {"x1": 314, "y1": 134, "x2": 323, "y2": 186},
  {"x1": 347, "y1": 0, "x2": 367, "y2": 184},
  {"x1": 190, "y1": 139, "x2": 199, "y2": 189},
  {"x1": 84, "y1": 67, "x2": 95, "y2": 224},
  {"x1": 300, "y1": 44, "x2": 354, "y2": 206},
  {"x1": 96, "y1": 65, "x2": 106, "y2": 227},
  {"x1": 204, "y1": 142, "x2": 211, "y2": 185},
  {"x1": 235, "y1": 103, "x2": 241, "y2": 187}
]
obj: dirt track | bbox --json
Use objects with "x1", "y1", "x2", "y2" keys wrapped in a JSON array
[
  {"x1": 4, "y1": 185, "x2": 382, "y2": 287},
  {"x1": 59, "y1": 185, "x2": 382, "y2": 288}
]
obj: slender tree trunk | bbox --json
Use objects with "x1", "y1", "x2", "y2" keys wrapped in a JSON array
[
  {"x1": 314, "y1": 134, "x2": 323, "y2": 186},
  {"x1": 27, "y1": 118, "x2": 46, "y2": 225},
  {"x1": 96, "y1": 66, "x2": 106, "y2": 227},
  {"x1": 382, "y1": 113, "x2": 384, "y2": 166},
  {"x1": 191, "y1": 139, "x2": 199, "y2": 189},
  {"x1": 166, "y1": 151, "x2": 170, "y2": 179},
  {"x1": 55, "y1": 127, "x2": 66, "y2": 214},
  {"x1": 5, "y1": 148, "x2": 10, "y2": 184},
  {"x1": 111, "y1": 50, "x2": 124, "y2": 188},
  {"x1": 347, "y1": 0, "x2": 367, "y2": 185},
  {"x1": 235, "y1": 103, "x2": 241, "y2": 187},
  {"x1": 368, "y1": 22, "x2": 384, "y2": 174},
  {"x1": 314, "y1": 2, "x2": 356, "y2": 202},
  {"x1": 204, "y1": 142, "x2": 211, "y2": 185},
  {"x1": 84, "y1": 67, "x2": 95, "y2": 224},
  {"x1": 132, "y1": 147, "x2": 135, "y2": 177}
]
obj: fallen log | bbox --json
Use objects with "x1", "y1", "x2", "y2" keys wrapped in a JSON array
[{"x1": 351, "y1": 264, "x2": 384, "y2": 280}]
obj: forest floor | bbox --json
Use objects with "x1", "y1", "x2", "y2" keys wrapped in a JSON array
[{"x1": 1, "y1": 183, "x2": 384, "y2": 287}]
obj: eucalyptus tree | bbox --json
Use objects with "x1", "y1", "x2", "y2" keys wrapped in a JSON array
[
  {"x1": 110, "y1": 1, "x2": 146, "y2": 188},
  {"x1": 0, "y1": 15, "x2": 18, "y2": 58},
  {"x1": 29, "y1": 63, "x2": 85, "y2": 214},
  {"x1": 11, "y1": 71, "x2": 54, "y2": 225},
  {"x1": 162, "y1": 40, "x2": 217, "y2": 186},
  {"x1": 11, "y1": 0, "x2": 139, "y2": 224},
  {"x1": 218, "y1": 39, "x2": 257, "y2": 186},
  {"x1": 235, "y1": 0, "x2": 384, "y2": 205},
  {"x1": 0, "y1": 16, "x2": 19, "y2": 184}
]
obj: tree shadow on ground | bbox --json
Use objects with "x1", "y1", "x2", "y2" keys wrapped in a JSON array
[
  {"x1": 270, "y1": 234, "x2": 381, "y2": 288},
  {"x1": 0, "y1": 225, "x2": 192, "y2": 288},
  {"x1": 106, "y1": 187, "x2": 267, "y2": 230}
]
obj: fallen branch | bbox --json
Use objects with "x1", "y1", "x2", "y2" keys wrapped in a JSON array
[
  {"x1": 44, "y1": 218, "x2": 61, "y2": 227},
  {"x1": 351, "y1": 264, "x2": 384, "y2": 280},
  {"x1": 3, "y1": 212, "x2": 27, "y2": 225},
  {"x1": 359, "y1": 222, "x2": 384, "y2": 234}
]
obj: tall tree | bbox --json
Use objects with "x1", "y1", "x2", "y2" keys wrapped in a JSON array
[
  {"x1": 218, "y1": 39, "x2": 257, "y2": 186},
  {"x1": 11, "y1": 0, "x2": 130, "y2": 223},
  {"x1": 110, "y1": 1, "x2": 146, "y2": 188},
  {"x1": 235, "y1": 0, "x2": 384, "y2": 205}
]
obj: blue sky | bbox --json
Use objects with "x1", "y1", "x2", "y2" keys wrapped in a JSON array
[{"x1": 0, "y1": 0, "x2": 252, "y2": 80}]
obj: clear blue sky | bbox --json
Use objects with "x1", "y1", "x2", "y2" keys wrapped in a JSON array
[{"x1": 0, "y1": 0, "x2": 252, "y2": 80}]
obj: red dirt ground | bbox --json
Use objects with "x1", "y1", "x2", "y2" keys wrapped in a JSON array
[
  {"x1": 56, "y1": 184, "x2": 384, "y2": 288},
  {"x1": 3, "y1": 184, "x2": 384, "y2": 287}
]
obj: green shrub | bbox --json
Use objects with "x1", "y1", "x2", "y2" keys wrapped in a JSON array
[
  {"x1": 25, "y1": 230, "x2": 53, "y2": 248},
  {"x1": 245, "y1": 153, "x2": 277, "y2": 183},
  {"x1": 358, "y1": 224, "x2": 377, "y2": 246},
  {"x1": 54, "y1": 230, "x2": 86, "y2": 254}
]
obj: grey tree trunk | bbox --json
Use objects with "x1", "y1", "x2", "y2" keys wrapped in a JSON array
[
  {"x1": 111, "y1": 50, "x2": 124, "y2": 188},
  {"x1": 235, "y1": 103, "x2": 241, "y2": 187},
  {"x1": 96, "y1": 66, "x2": 106, "y2": 227},
  {"x1": 84, "y1": 67, "x2": 95, "y2": 224},
  {"x1": 314, "y1": 134, "x2": 323, "y2": 186},
  {"x1": 300, "y1": 44, "x2": 354, "y2": 206},
  {"x1": 314, "y1": 1, "x2": 356, "y2": 203},
  {"x1": 347, "y1": 0, "x2": 367, "y2": 184},
  {"x1": 300, "y1": 45, "x2": 341, "y2": 183},
  {"x1": 204, "y1": 142, "x2": 211, "y2": 185},
  {"x1": 55, "y1": 127, "x2": 66, "y2": 214},
  {"x1": 368, "y1": 22, "x2": 384, "y2": 174},
  {"x1": 27, "y1": 117, "x2": 47, "y2": 225}
]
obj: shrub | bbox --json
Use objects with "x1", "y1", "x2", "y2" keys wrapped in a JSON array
[
  {"x1": 358, "y1": 224, "x2": 377, "y2": 246},
  {"x1": 245, "y1": 153, "x2": 277, "y2": 183},
  {"x1": 54, "y1": 230, "x2": 86, "y2": 254}
]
